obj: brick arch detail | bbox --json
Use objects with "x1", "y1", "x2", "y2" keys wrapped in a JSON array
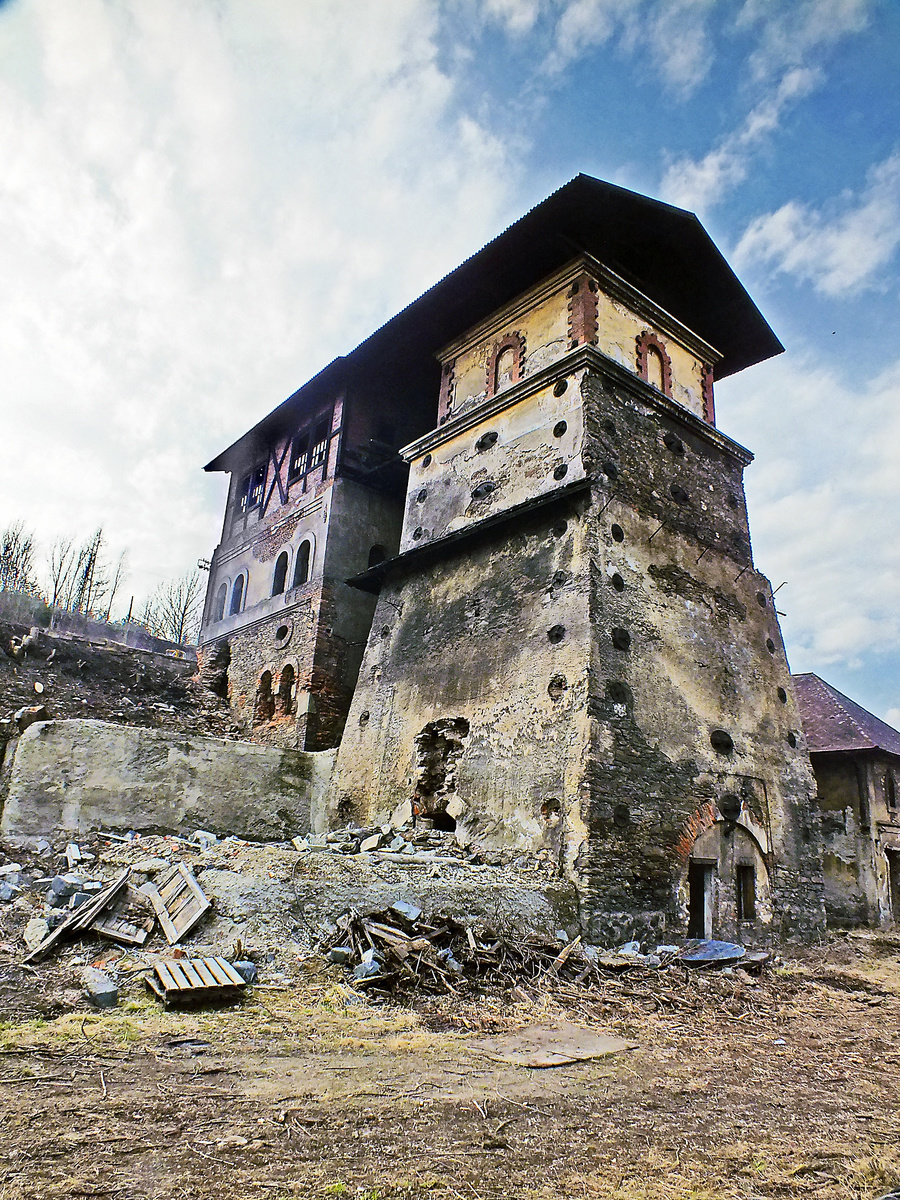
[
  {"x1": 485, "y1": 332, "x2": 526, "y2": 398},
  {"x1": 635, "y1": 330, "x2": 673, "y2": 398},
  {"x1": 701, "y1": 363, "x2": 715, "y2": 425}
]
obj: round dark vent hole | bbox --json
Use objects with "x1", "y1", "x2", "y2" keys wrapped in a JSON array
[
  {"x1": 756, "y1": 591, "x2": 767, "y2": 607},
  {"x1": 603, "y1": 419, "x2": 616, "y2": 436},
  {"x1": 710, "y1": 729, "x2": 734, "y2": 754},
  {"x1": 613, "y1": 803, "x2": 630, "y2": 829},
  {"x1": 476, "y1": 431, "x2": 498, "y2": 452},
  {"x1": 766, "y1": 638, "x2": 776, "y2": 653},
  {"x1": 607, "y1": 680, "x2": 631, "y2": 705},
  {"x1": 416, "y1": 489, "x2": 427, "y2": 503},
  {"x1": 719, "y1": 794, "x2": 742, "y2": 821},
  {"x1": 413, "y1": 527, "x2": 424, "y2": 540},
  {"x1": 602, "y1": 461, "x2": 618, "y2": 480},
  {"x1": 548, "y1": 674, "x2": 568, "y2": 700},
  {"x1": 359, "y1": 710, "x2": 370, "y2": 727},
  {"x1": 471, "y1": 481, "x2": 496, "y2": 500},
  {"x1": 611, "y1": 627, "x2": 631, "y2": 651},
  {"x1": 541, "y1": 797, "x2": 561, "y2": 822},
  {"x1": 611, "y1": 523, "x2": 625, "y2": 542},
  {"x1": 727, "y1": 492, "x2": 739, "y2": 509},
  {"x1": 787, "y1": 731, "x2": 797, "y2": 748},
  {"x1": 777, "y1": 687, "x2": 788, "y2": 703},
  {"x1": 381, "y1": 625, "x2": 390, "y2": 637},
  {"x1": 422, "y1": 454, "x2": 432, "y2": 468},
  {"x1": 553, "y1": 464, "x2": 568, "y2": 481},
  {"x1": 552, "y1": 570, "x2": 569, "y2": 587},
  {"x1": 553, "y1": 419, "x2": 568, "y2": 436},
  {"x1": 610, "y1": 573, "x2": 625, "y2": 592},
  {"x1": 553, "y1": 380, "x2": 568, "y2": 398},
  {"x1": 670, "y1": 483, "x2": 690, "y2": 504},
  {"x1": 547, "y1": 625, "x2": 566, "y2": 644},
  {"x1": 275, "y1": 625, "x2": 289, "y2": 642},
  {"x1": 663, "y1": 432, "x2": 685, "y2": 456},
  {"x1": 552, "y1": 521, "x2": 568, "y2": 537}
]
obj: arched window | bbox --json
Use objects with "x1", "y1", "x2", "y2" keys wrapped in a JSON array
[
  {"x1": 272, "y1": 551, "x2": 288, "y2": 596},
  {"x1": 212, "y1": 583, "x2": 227, "y2": 623},
  {"x1": 278, "y1": 664, "x2": 295, "y2": 716},
  {"x1": 368, "y1": 544, "x2": 387, "y2": 568},
  {"x1": 486, "y1": 333, "x2": 525, "y2": 397},
  {"x1": 495, "y1": 346, "x2": 516, "y2": 391},
  {"x1": 293, "y1": 540, "x2": 311, "y2": 587},
  {"x1": 229, "y1": 574, "x2": 245, "y2": 615},
  {"x1": 254, "y1": 670, "x2": 275, "y2": 724},
  {"x1": 646, "y1": 346, "x2": 665, "y2": 392},
  {"x1": 635, "y1": 330, "x2": 673, "y2": 397}
]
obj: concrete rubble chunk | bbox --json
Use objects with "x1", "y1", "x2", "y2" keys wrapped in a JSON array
[
  {"x1": 0, "y1": 863, "x2": 23, "y2": 876},
  {"x1": 390, "y1": 900, "x2": 423, "y2": 926},
  {"x1": 0, "y1": 881, "x2": 20, "y2": 901},
  {"x1": 82, "y1": 966, "x2": 118, "y2": 1008},
  {"x1": 14, "y1": 705, "x2": 49, "y2": 733},
  {"x1": 23, "y1": 917, "x2": 50, "y2": 952},
  {"x1": 359, "y1": 833, "x2": 382, "y2": 853}
]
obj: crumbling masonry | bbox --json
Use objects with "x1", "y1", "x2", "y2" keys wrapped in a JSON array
[{"x1": 199, "y1": 175, "x2": 826, "y2": 943}]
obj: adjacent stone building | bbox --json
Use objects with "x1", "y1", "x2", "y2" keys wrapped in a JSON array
[
  {"x1": 200, "y1": 175, "x2": 827, "y2": 943},
  {"x1": 794, "y1": 672, "x2": 900, "y2": 927}
]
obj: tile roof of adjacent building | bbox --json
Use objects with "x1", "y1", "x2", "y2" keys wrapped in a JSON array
[{"x1": 793, "y1": 673, "x2": 900, "y2": 758}]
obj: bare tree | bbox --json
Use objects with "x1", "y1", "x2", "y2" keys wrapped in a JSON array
[
  {"x1": 46, "y1": 535, "x2": 76, "y2": 610},
  {"x1": 0, "y1": 521, "x2": 39, "y2": 594},
  {"x1": 102, "y1": 551, "x2": 128, "y2": 622},
  {"x1": 144, "y1": 571, "x2": 204, "y2": 645}
]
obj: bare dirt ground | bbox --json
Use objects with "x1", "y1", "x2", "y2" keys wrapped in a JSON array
[{"x1": 1, "y1": 933, "x2": 899, "y2": 1200}]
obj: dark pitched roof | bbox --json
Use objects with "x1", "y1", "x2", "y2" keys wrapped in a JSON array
[
  {"x1": 205, "y1": 173, "x2": 783, "y2": 473},
  {"x1": 793, "y1": 673, "x2": 900, "y2": 757}
]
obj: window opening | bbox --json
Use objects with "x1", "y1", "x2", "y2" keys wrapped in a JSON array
[
  {"x1": 646, "y1": 346, "x2": 665, "y2": 392},
  {"x1": 308, "y1": 418, "x2": 329, "y2": 473},
  {"x1": 293, "y1": 540, "x2": 311, "y2": 587},
  {"x1": 212, "y1": 583, "x2": 227, "y2": 623},
  {"x1": 736, "y1": 864, "x2": 756, "y2": 922},
  {"x1": 288, "y1": 433, "x2": 309, "y2": 479},
  {"x1": 272, "y1": 552, "x2": 288, "y2": 596},
  {"x1": 495, "y1": 346, "x2": 516, "y2": 391},
  {"x1": 229, "y1": 574, "x2": 245, "y2": 616},
  {"x1": 687, "y1": 862, "x2": 715, "y2": 938},
  {"x1": 277, "y1": 664, "x2": 295, "y2": 716},
  {"x1": 237, "y1": 465, "x2": 265, "y2": 514},
  {"x1": 254, "y1": 670, "x2": 275, "y2": 724},
  {"x1": 886, "y1": 773, "x2": 897, "y2": 813},
  {"x1": 368, "y1": 544, "x2": 387, "y2": 568}
]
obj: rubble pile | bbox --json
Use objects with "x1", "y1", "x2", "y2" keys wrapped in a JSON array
[
  {"x1": 296, "y1": 822, "x2": 557, "y2": 872},
  {"x1": 321, "y1": 903, "x2": 768, "y2": 998}
]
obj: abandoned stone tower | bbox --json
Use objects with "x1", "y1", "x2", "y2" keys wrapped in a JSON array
[{"x1": 200, "y1": 175, "x2": 826, "y2": 944}]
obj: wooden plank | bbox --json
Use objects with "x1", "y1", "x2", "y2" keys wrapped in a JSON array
[
  {"x1": 93, "y1": 914, "x2": 150, "y2": 947},
  {"x1": 23, "y1": 870, "x2": 131, "y2": 963},
  {"x1": 210, "y1": 957, "x2": 246, "y2": 987},
  {"x1": 155, "y1": 962, "x2": 180, "y2": 991},
  {"x1": 180, "y1": 961, "x2": 205, "y2": 989},
  {"x1": 203, "y1": 958, "x2": 232, "y2": 986},
  {"x1": 143, "y1": 884, "x2": 180, "y2": 944},
  {"x1": 192, "y1": 959, "x2": 218, "y2": 987},
  {"x1": 166, "y1": 962, "x2": 191, "y2": 990},
  {"x1": 143, "y1": 864, "x2": 210, "y2": 945}
]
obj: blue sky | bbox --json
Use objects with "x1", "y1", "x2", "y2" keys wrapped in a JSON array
[{"x1": 0, "y1": 0, "x2": 898, "y2": 723}]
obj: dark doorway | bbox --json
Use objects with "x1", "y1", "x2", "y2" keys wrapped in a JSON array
[
  {"x1": 888, "y1": 850, "x2": 900, "y2": 926},
  {"x1": 688, "y1": 861, "x2": 715, "y2": 938}
]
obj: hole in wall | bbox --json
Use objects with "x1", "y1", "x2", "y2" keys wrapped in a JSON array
[
  {"x1": 553, "y1": 464, "x2": 568, "y2": 480},
  {"x1": 777, "y1": 687, "x2": 788, "y2": 704},
  {"x1": 413, "y1": 527, "x2": 424, "y2": 540},
  {"x1": 670, "y1": 483, "x2": 690, "y2": 504},
  {"x1": 337, "y1": 795, "x2": 356, "y2": 824},
  {"x1": 541, "y1": 798, "x2": 561, "y2": 824},
  {"x1": 766, "y1": 638, "x2": 776, "y2": 654},
  {"x1": 416, "y1": 489, "x2": 427, "y2": 503},
  {"x1": 422, "y1": 454, "x2": 432, "y2": 468},
  {"x1": 275, "y1": 625, "x2": 289, "y2": 641},
  {"x1": 663, "y1": 432, "x2": 685, "y2": 456},
  {"x1": 547, "y1": 625, "x2": 566, "y2": 644},
  {"x1": 756, "y1": 591, "x2": 768, "y2": 607},
  {"x1": 607, "y1": 680, "x2": 631, "y2": 705},
  {"x1": 381, "y1": 625, "x2": 391, "y2": 637},
  {"x1": 710, "y1": 729, "x2": 734, "y2": 754},
  {"x1": 610, "y1": 573, "x2": 625, "y2": 592},
  {"x1": 727, "y1": 492, "x2": 739, "y2": 509},
  {"x1": 611, "y1": 524, "x2": 625, "y2": 542},
  {"x1": 548, "y1": 674, "x2": 568, "y2": 700},
  {"x1": 476, "y1": 431, "x2": 498, "y2": 452},
  {"x1": 719, "y1": 794, "x2": 742, "y2": 821},
  {"x1": 603, "y1": 419, "x2": 616, "y2": 436},
  {"x1": 552, "y1": 570, "x2": 569, "y2": 587},
  {"x1": 602, "y1": 461, "x2": 618, "y2": 480},
  {"x1": 413, "y1": 717, "x2": 470, "y2": 824},
  {"x1": 359, "y1": 710, "x2": 370, "y2": 727},
  {"x1": 553, "y1": 419, "x2": 568, "y2": 436},
  {"x1": 553, "y1": 380, "x2": 568, "y2": 398},
  {"x1": 613, "y1": 803, "x2": 630, "y2": 829},
  {"x1": 552, "y1": 521, "x2": 568, "y2": 537},
  {"x1": 787, "y1": 731, "x2": 797, "y2": 748},
  {"x1": 431, "y1": 811, "x2": 457, "y2": 832},
  {"x1": 611, "y1": 627, "x2": 631, "y2": 651},
  {"x1": 471, "y1": 481, "x2": 496, "y2": 500}
]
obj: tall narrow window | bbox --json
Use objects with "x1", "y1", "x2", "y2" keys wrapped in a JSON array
[
  {"x1": 278, "y1": 664, "x2": 295, "y2": 716},
  {"x1": 886, "y1": 773, "x2": 897, "y2": 813},
  {"x1": 308, "y1": 418, "x2": 329, "y2": 473},
  {"x1": 646, "y1": 346, "x2": 665, "y2": 392},
  {"x1": 237, "y1": 465, "x2": 266, "y2": 514},
  {"x1": 272, "y1": 552, "x2": 288, "y2": 596},
  {"x1": 736, "y1": 864, "x2": 756, "y2": 922},
  {"x1": 255, "y1": 671, "x2": 275, "y2": 724},
  {"x1": 495, "y1": 346, "x2": 516, "y2": 391},
  {"x1": 229, "y1": 574, "x2": 245, "y2": 615},
  {"x1": 368, "y1": 544, "x2": 387, "y2": 568},
  {"x1": 212, "y1": 583, "x2": 227, "y2": 623},
  {"x1": 288, "y1": 433, "x2": 309, "y2": 478},
  {"x1": 293, "y1": 540, "x2": 311, "y2": 587}
]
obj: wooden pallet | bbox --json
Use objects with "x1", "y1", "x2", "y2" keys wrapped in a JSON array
[
  {"x1": 146, "y1": 956, "x2": 247, "y2": 1007},
  {"x1": 141, "y1": 863, "x2": 210, "y2": 944}
]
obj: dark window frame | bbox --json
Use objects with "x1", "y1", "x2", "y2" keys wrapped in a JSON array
[
  {"x1": 288, "y1": 408, "x2": 333, "y2": 486},
  {"x1": 736, "y1": 863, "x2": 756, "y2": 922},
  {"x1": 237, "y1": 464, "x2": 266, "y2": 515}
]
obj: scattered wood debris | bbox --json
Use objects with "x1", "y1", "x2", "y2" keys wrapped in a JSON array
[{"x1": 141, "y1": 863, "x2": 210, "y2": 944}]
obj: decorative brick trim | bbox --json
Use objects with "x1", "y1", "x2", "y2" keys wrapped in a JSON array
[
  {"x1": 438, "y1": 359, "x2": 456, "y2": 424},
  {"x1": 485, "y1": 332, "x2": 526, "y2": 398},
  {"x1": 566, "y1": 273, "x2": 599, "y2": 350},
  {"x1": 674, "y1": 800, "x2": 718, "y2": 864},
  {"x1": 635, "y1": 330, "x2": 673, "y2": 398},
  {"x1": 701, "y1": 363, "x2": 715, "y2": 425}
]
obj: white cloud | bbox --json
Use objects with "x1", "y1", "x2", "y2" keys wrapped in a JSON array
[
  {"x1": 716, "y1": 353, "x2": 900, "y2": 676},
  {"x1": 737, "y1": 0, "x2": 871, "y2": 80},
  {"x1": 0, "y1": 0, "x2": 520, "y2": 610},
  {"x1": 886, "y1": 709, "x2": 900, "y2": 730},
  {"x1": 661, "y1": 66, "x2": 820, "y2": 211},
  {"x1": 734, "y1": 152, "x2": 900, "y2": 295}
]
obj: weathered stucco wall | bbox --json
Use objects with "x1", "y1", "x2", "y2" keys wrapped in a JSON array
[{"x1": 0, "y1": 719, "x2": 334, "y2": 841}]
